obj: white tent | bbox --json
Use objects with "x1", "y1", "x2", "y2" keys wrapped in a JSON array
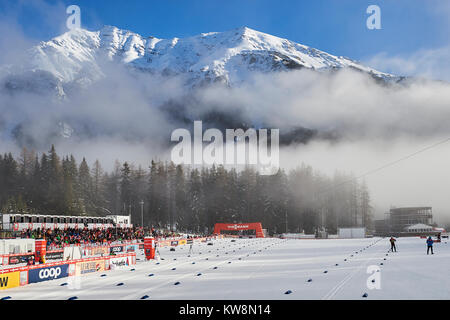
[{"x1": 404, "y1": 223, "x2": 433, "y2": 233}]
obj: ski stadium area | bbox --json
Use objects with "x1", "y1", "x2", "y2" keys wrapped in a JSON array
[{"x1": 1, "y1": 236, "x2": 449, "y2": 300}]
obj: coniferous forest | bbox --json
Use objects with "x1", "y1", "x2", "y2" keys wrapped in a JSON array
[{"x1": 0, "y1": 146, "x2": 372, "y2": 235}]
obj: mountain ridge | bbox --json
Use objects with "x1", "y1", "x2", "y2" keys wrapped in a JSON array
[{"x1": 1, "y1": 25, "x2": 399, "y2": 95}]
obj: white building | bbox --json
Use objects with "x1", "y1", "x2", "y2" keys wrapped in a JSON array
[{"x1": 106, "y1": 215, "x2": 132, "y2": 228}]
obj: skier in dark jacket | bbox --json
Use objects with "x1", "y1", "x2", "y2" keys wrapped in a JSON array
[
  {"x1": 389, "y1": 237, "x2": 397, "y2": 252},
  {"x1": 426, "y1": 236, "x2": 434, "y2": 255}
]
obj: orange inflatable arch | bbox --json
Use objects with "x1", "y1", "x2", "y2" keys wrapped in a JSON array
[{"x1": 213, "y1": 223, "x2": 264, "y2": 238}]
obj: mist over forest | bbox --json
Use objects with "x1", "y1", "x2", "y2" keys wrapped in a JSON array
[{"x1": 0, "y1": 146, "x2": 372, "y2": 235}]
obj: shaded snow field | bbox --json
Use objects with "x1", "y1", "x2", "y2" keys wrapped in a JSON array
[{"x1": 2, "y1": 237, "x2": 449, "y2": 300}]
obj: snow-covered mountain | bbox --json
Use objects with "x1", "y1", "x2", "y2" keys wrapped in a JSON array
[
  {"x1": 1, "y1": 25, "x2": 397, "y2": 95},
  {"x1": 0, "y1": 26, "x2": 404, "y2": 146}
]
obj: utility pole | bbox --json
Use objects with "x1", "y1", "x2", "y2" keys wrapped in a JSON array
[
  {"x1": 285, "y1": 209, "x2": 288, "y2": 234},
  {"x1": 140, "y1": 200, "x2": 144, "y2": 228}
]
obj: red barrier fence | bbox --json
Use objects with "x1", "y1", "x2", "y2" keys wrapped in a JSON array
[
  {"x1": 0, "y1": 252, "x2": 136, "y2": 290},
  {"x1": 155, "y1": 235, "x2": 224, "y2": 248}
]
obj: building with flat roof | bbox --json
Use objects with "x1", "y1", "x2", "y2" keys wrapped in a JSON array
[
  {"x1": 389, "y1": 207, "x2": 432, "y2": 233},
  {"x1": 374, "y1": 207, "x2": 435, "y2": 236}
]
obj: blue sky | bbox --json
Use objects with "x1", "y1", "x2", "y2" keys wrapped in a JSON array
[{"x1": 0, "y1": 0, "x2": 449, "y2": 64}]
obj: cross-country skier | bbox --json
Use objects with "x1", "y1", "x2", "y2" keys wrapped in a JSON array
[
  {"x1": 426, "y1": 236, "x2": 434, "y2": 255},
  {"x1": 389, "y1": 237, "x2": 397, "y2": 252}
]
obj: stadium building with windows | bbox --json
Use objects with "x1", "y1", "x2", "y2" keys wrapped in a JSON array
[{"x1": 374, "y1": 207, "x2": 443, "y2": 236}]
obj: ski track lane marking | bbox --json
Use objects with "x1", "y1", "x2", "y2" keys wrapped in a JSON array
[
  {"x1": 72, "y1": 240, "x2": 248, "y2": 300},
  {"x1": 120, "y1": 238, "x2": 275, "y2": 300},
  {"x1": 321, "y1": 239, "x2": 385, "y2": 300},
  {"x1": 210, "y1": 239, "x2": 282, "y2": 300},
  {"x1": 32, "y1": 239, "x2": 265, "y2": 300}
]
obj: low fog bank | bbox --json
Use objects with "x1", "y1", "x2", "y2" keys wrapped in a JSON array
[{"x1": 279, "y1": 137, "x2": 450, "y2": 225}]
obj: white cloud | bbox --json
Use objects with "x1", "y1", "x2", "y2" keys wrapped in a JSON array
[{"x1": 365, "y1": 46, "x2": 450, "y2": 82}]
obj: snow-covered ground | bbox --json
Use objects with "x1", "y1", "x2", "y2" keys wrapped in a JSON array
[{"x1": 2, "y1": 237, "x2": 449, "y2": 300}]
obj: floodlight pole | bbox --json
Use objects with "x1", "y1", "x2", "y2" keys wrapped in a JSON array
[{"x1": 140, "y1": 200, "x2": 144, "y2": 227}]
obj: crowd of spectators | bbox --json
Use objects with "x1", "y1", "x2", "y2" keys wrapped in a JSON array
[
  {"x1": 18, "y1": 226, "x2": 192, "y2": 247},
  {"x1": 19, "y1": 227, "x2": 145, "y2": 246}
]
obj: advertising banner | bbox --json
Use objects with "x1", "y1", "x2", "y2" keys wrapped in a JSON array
[
  {"x1": 158, "y1": 240, "x2": 170, "y2": 247},
  {"x1": 0, "y1": 271, "x2": 20, "y2": 290},
  {"x1": 187, "y1": 239, "x2": 193, "y2": 244},
  {"x1": 178, "y1": 240, "x2": 187, "y2": 245},
  {"x1": 76, "y1": 260, "x2": 105, "y2": 275},
  {"x1": 20, "y1": 270, "x2": 28, "y2": 286},
  {"x1": 46, "y1": 251, "x2": 64, "y2": 260},
  {"x1": 110, "y1": 245, "x2": 124, "y2": 254},
  {"x1": 110, "y1": 256, "x2": 130, "y2": 270},
  {"x1": 125, "y1": 244, "x2": 139, "y2": 252},
  {"x1": 87, "y1": 247, "x2": 109, "y2": 256},
  {"x1": 8, "y1": 254, "x2": 33, "y2": 265},
  {"x1": 68, "y1": 263, "x2": 76, "y2": 276},
  {"x1": 104, "y1": 258, "x2": 110, "y2": 270},
  {"x1": 170, "y1": 240, "x2": 178, "y2": 246},
  {"x1": 28, "y1": 264, "x2": 69, "y2": 284}
]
